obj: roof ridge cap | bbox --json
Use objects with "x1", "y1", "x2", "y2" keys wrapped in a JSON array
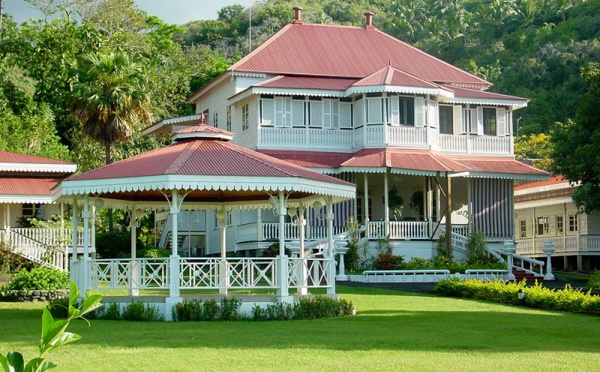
[{"x1": 164, "y1": 141, "x2": 197, "y2": 174}]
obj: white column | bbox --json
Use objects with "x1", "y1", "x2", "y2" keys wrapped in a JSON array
[
  {"x1": 70, "y1": 199, "x2": 79, "y2": 288},
  {"x1": 81, "y1": 195, "x2": 91, "y2": 298},
  {"x1": 257, "y1": 209, "x2": 263, "y2": 241},
  {"x1": 363, "y1": 173, "x2": 369, "y2": 225},
  {"x1": 384, "y1": 171, "x2": 389, "y2": 237},
  {"x1": 298, "y1": 203, "x2": 307, "y2": 295},
  {"x1": 277, "y1": 193, "x2": 289, "y2": 299},
  {"x1": 217, "y1": 208, "x2": 228, "y2": 295},
  {"x1": 326, "y1": 197, "x2": 335, "y2": 296},
  {"x1": 169, "y1": 189, "x2": 181, "y2": 298},
  {"x1": 129, "y1": 208, "x2": 139, "y2": 297}
]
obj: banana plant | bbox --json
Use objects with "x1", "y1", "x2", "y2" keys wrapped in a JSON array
[{"x1": 0, "y1": 281, "x2": 103, "y2": 372}]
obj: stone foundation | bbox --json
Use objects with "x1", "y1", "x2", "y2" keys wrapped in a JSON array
[{"x1": 0, "y1": 289, "x2": 69, "y2": 302}]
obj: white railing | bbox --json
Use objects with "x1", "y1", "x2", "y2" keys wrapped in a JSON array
[
  {"x1": 90, "y1": 258, "x2": 170, "y2": 290},
  {"x1": 80, "y1": 257, "x2": 334, "y2": 292},
  {"x1": 367, "y1": 221, "x2": 429, "y2": 239},
  {"x1": 5, "y1": 230, "x2": 67, "y2": 271},
  {"x1": 516, "y1": 235, "x2": 600, "y2": 255},
  {"x1": 258, "y1": 127, "x2": 353, "y2": 151},
  {"x1": 464, "y1": 269, "x2": 508, "y2": 281},
  {"x1": 451, "y1": 224, "x2": 469, "y2": 237},
  {"x1": 363, "y1": 269, "x2": 450, "y2": 283},
  {"x1": 262, "y1": 223, "x2": 345, "y2": 241},
  {"x1": 288, "y1": 257, "x2": 334, "y2": 289},
  {"x1": 439, "y1": 134, "x2": 512, "y2": 154},
  {"x1": 387, "y1": 126, "x2": 427, "y2": 146}
]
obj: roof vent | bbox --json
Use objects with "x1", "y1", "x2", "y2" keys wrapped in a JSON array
[
  {"x1": 364, "y1": 11, "x2": 374, "y2": 29},
  {"x1": 293, "y1": 6, "x2": 303, "y2": 24}
]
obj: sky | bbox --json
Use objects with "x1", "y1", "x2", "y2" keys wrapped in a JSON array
[{"x1": 3, "y1": 0, "x2": 258, "y2": 25}]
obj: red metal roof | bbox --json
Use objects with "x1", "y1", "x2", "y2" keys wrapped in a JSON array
[
  {"x1": 230, "y1": 23, "x2": 490, "y2": 87},
  {"x1": 255, "y1": 75, "x2": 357, "y2": 91},
  {"x1": 68, "y1": 125, "x2": 351, "y2": 187},
  {"x1": 260, "y1": 149, "x2": 548, "y2": 178},
  {"x1": 341, "y1": 149, "x2": 466, "y2": 173},
  {"x1": 514, "y1": 175, "x2": 568, "y2": 191},
  {"x1": 354, "y1": 66, "x2": 443, "y2": 88},
  {"x1": 449, "y1": 157, "x2": 549, "y2": 176},
  {"x1": 0, "y1": 150, "x2": 73, "y2": 165},
  {"x1": 0, "y1": 177, "x2": 62, "y2": 196},
  {"x1": 442, "y1": 85, "x2": 528, "y2": 102},
  {"x1": 257, "y1": 150, "x2": 354, "y2": 168}
]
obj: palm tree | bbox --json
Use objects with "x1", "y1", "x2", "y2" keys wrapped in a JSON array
[{"x1": 70, "y1": 52, "x2": 153, "y2": 165}]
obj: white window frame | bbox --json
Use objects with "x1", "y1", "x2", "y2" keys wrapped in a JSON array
[{"x1": 242, "y1": 104, "x2": 249, "y2": 131}]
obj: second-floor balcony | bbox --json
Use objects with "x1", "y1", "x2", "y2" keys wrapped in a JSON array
[{"x1": 257, "y1": 124, "x2": 513, "y2": 155}]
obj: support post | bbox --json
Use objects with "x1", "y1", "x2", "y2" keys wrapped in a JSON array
[
  {"x1": 70, "y1": 199, "x2": 79, "y2": 289},
  {"x1": 277, "y1": 192, "x2": 290, "y2": 300},
  {"x1": 129, "y1": 208, "x2": 140, "y2": 296},
  {"x1": 384, "y1": 171, "x2": 389, "y2": 238},
  {"x1": 298, "y1": 202, "x2": 307, "y2": 295},
  {"x1": 446, "y1": 174, "x2": 452, "y2": 257},
  {"x1": 81, "y1": 196, "x2": 91, "y2": 298},
  {"x1": 543, "y1": 240, "x2": 555, "y2": 281},
  {"x1": 217, "y1": 208, "x2": 228, "y2": 295},
  {"x1": 169, "y1": 189, "x2": 181, "y2": 299},
  {"x1": 326, "y1": 197, "x2": 335, "y2": 296},
  {"x1": 363, "y1": 173, "x2": 369, "y2": 236}
]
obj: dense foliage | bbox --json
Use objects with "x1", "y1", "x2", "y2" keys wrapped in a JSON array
[
  {"x1": 551, "y1": 62, "x2": 600, "y2": 212},
  {"x1": 434, "y1": 278, "x2": 600, "y2": 315},
  {"x1": 4, "y1": 267, "x2": 69, "y2": 291}
]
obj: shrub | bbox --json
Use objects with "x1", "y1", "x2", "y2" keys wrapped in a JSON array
[
  {"x1": 588, "y1": 271, "x2": 600, "y2": 290},
  {"x1": 6, "y1": 267, "x2": 69, "y2": 291},
  {"x1": 293, "y1": 296, "x2": 355, "y2": 320},
  {"x1": 95, "y1": 231, "x2": 132, "y2": 258},
  {"x1": 172, "y1": 299, "x2": 220, "y2": 321},
  {"x1": 220, "y1": 297, "x2": 242, "y2": 320},
  {"x1": 252, "y1": 302, "x2": 294, "y2": 321},
  {"x1": 434, "y1": 278, "x2": 600, "y2": 316},
  {"x1": 122, "y1": 301, "x2": 163, "y2": 321}
]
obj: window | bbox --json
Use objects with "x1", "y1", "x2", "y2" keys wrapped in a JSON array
[
  {"x1": 519, "y1": 220, "x2": 527, "y2": 238},
  {"x1": 242, "y1": 104, "x2": 249, "y2": 131},
  {"x1": 569, "y1": 214, "x2": 578, "y2": 232},
  {"x1": 439, "y1": 105, "x2": 453, "y2": 134},
  {"x1": 537, "y1": 217, "x2": 549, "y2": 235},
  {"x1": 462, "y1": 107, "x2": 477, "y2": 134},
  {"x1": 309, "y1": 100, "x2": 322, "y2": 128},
  {"x1": 556, "y1": 216, "x2": 564, "y2": 235},
  {"x1": 226, "y1": 106, "x2": 232, "y2": 132},
  {"x1": 213, "y1": 112, "x2": 218, "y2": 128},
  {"x1": 483, "y1": 107, "x2": 496, "y2": 135},
  {"x1": 22, "y1": 203, "x2": 41, "y2": 218},
  {"x1": 389, "y1": 96, "x2": 415, "y2": 126},
  {"x1": 366, "y1": 97, "x2": 383, "y2": 124}
]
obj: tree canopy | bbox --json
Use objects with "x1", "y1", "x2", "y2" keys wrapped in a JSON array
[{"x1": 551, "y1": 62, "x2": 600, "y2": 213}]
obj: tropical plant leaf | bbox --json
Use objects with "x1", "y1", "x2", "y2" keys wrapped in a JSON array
[
  {"x1": 6, "y1": 351, "x2": 24, "y2": 372},
  {"x1": 68, "y1": 281, "x2": 80, "y2": 309},
  {"x1": 0, "y1": 354, "x2": 12, "y2": 372},
  {"x1": 79, "y1": 294, "x2": 103, "y2": 317},
  {"x1": 24, "y1": 358, "x2": 56, "y2": 372}
]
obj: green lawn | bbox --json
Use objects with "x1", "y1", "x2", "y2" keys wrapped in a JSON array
[{"x1": 1, "y1": 286, "x2": 599, "y2": 371}]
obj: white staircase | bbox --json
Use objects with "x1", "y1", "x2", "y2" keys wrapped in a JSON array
[{"x1": 1, "y1": 229, "x2": 68, "y2": 271}]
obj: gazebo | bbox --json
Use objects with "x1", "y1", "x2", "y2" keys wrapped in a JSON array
[{"x1": 53, "y1": 125, "x2": 355, "y2": 320}]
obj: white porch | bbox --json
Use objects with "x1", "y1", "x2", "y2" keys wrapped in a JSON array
[{"x1": 258, "y1": 125, "x2": 513, "y2": 155}]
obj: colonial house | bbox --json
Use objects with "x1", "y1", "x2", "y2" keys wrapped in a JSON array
[
  {"x1": 515, "y1": 176, "x2": 600, "y2": 271},
  {"x1": 144, "y1": 8, "x2": 548, "y2": 260},
  {"x1": 0, "y1": 150, "x2": 77, "y2": 270}
]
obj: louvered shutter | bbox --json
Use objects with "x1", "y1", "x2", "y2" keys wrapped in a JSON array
[
  {"x1": 497, "y1": 108, "x2": 506, "y2": 136},
  {"x1": 310, "y1": 101, "x2": 322, "y2": 127},
  {"x1": 390, "y1": 96, "x2": 400, "y2": 125},
  {"x1": 476, "y1": 107, "x2": 484, "y2": 135},
  {"x1": 292, "y1": 100, "x2": 305, "y2": 127},
  {"x1": 453, "y1": 106, "x2": 462, "y2": 134},
  {"x1": 414, "y1": 97, "x2": 425, "y2": 128},
  {"x1": 340, "y1": 102, "x2": 352, "y2": 128}
]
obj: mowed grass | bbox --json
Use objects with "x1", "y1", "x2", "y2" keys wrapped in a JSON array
[{"x1": 1, "y1": 286, "x2": 599, "y2": 371}]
